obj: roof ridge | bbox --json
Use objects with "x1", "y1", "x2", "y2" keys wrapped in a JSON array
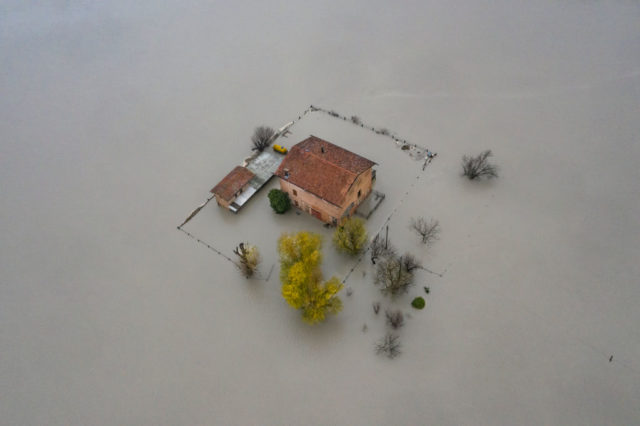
[{"x1": 304, "y1": 149, "x2": 358, "y2": 176}]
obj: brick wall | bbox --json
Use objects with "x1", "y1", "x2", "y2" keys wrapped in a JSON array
[{"x1": 279, "y1": 168, "x2": 374, "y2": 224}]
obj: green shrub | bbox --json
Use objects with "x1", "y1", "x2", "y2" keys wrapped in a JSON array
[
  {"x1": 411, "y1": 297, "x2": 425, "y2": 310},
  {"x1": 333, "y1": 217, "x2": 368, "y2": 255},
  {"x1": 268, "y1": 189, "x2": 291, "y2": 214}
]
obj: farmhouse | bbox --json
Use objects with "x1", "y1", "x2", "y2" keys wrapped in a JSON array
[
  {"x1": 210, "y1": 165, "x2": 255, "y2": 211},
  {"x1": 274, "y1": 136, "x2": 376, "y2": 224}
]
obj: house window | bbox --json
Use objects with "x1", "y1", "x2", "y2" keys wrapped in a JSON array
[
  {"x1": 357, "y1": 189, "x2": 361, "y2": 198},
  {"x1": 294, "y1": 200, "x2": 299, "y2": 207},
  {"x1": 292, "y1": 189, "x2": 297, "y2": 196}
]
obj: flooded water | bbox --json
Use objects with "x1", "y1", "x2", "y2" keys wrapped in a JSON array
[{"x1": 2, "y1": 1, "x2": 640, "y2": 424}]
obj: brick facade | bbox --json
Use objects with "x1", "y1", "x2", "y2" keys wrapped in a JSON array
[{"x1": 281, "y1": 166, "x2": 374, "y2": 224}]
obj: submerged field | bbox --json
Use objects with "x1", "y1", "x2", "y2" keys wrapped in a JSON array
[{"x1": 2, "y1": 1, "x2": 640, "y2": 425}]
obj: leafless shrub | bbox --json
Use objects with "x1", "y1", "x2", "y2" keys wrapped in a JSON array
[
  {"x1": 378, "y1": 128, "x2": 390, "y2": 136},
  {"x1": 375, "y1": 333, "x2": 401, "y2": 359},
  {"x1": 251, "y1": 126, "x2": 275, "y2": 152},
  {"x1": 233, "y1": 242, "x2": 261, "y2": 278},
  {"x1": 369, "y1": 234, "x2": 396, "y2": 265},
  {"x1": 374, "y1": 255, "x2": 415, "y2": 297},
  {"x1": 351, "y1": 115, "x2": 361, "y2": 125},
  {"x1": 372, "y1": 302, "x2": 381, "y2": 315},
  {"x1": 401, "y1": 252, "x2": 422, "y2": 273},
  {"x1": 410, "y1": 217, "x2": 440, "y2": 246},
  {"x1": 462, "y1": 150, "x2": 498, "y2": 180},
  {"x1": 385, "y1": 310, "x2": 404, "y2": 329},
  {"x1": 328, "y1": 110, "x2": 340, "y2": 117}
]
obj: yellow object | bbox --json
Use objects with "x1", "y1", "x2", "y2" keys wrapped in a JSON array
[
  {"x1": 273, "y1": 144, "x2": 288, "y2": 154},
  {"x1": 278, "y1": 232, "x2": 343, "y2": 324},
  {"x1": 333, "y1": 217, "x2": 368, "y2": 255}
]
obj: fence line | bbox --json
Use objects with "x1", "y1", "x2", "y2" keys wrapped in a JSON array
[
  {"x1": 341, "y1": 172, "x2": 426, "y2": 285},
  {"x1": 309, "y1": 105, "x2": 437, "y2": 162},
  {"x1": 177, "y1": 226, "x2": 237, "y2": 265},
  {"x1": 177, "y1": 103, "x2": 440, "y2": 285}
]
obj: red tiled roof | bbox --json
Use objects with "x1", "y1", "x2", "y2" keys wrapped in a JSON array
[
  {"x1": 274, "y1": 136, "x2": 376, "y2": 207},
  {"x1": 211, "y1": 166, "x2": 255, "y2": 201}
]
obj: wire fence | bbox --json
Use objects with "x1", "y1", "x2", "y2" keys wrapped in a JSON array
[
  {"x1": 309, "y1": 105, "x2": 437, "y2": 163},
  {"x1": 173, "y1": 104, "x2": 640, "y2": 374},
  {"x1": 177, "y1": 226, "x2": 237, "y2": 264},
  {"x1": 340, "y1": 172, "x2": 430, "y2": 285},
  {"x1": 176, "y1": 103, "x2": 440, "y2": 286}
]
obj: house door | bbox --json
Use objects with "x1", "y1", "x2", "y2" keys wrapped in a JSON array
[{"x1": 310, "y1": 208, "x2": 323, "y2": 221}]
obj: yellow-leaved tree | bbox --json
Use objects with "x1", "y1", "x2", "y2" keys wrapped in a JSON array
[
  {"x1": 332, "y1": 217, "x2": 368, "y2": 255},
  {"x1": 278, "y1": 232, "x2": 343, "y2": 324}
]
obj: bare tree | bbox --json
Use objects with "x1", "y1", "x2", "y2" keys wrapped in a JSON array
[
  {"x1": 369, "y1": 234, "x2": 396, "y2": 265},
  {"x1": 385, "y1": 309, "x2": 404, "y2": 329},
  {"x1": 462, "y1": 149, "x2": 498, "y2": 180},
  {"x1": 251, "y1": 126, "x2": 275, "y2": 152},
  {"x1": 410, "y1": 217, "x2": 440, "y2": 246},
  {"x1": 370, "y1": 235, "x2": 383, "y2": 264},
  {"x1": 233, "y1": 242, "x2": 261, "y2": 278},
  {"x1": 374, "y1": 255, "x2": 414, "y2": 297},
  {"x1": 401, "y1": 252, "x2": 422, "y2": 273},
  {"x1": 375, "y1": 333, "x2": 401, "y2": 359}
]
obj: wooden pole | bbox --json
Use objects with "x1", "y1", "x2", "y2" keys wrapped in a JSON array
[{"x1": 385, "y1": 225, "x2": 389, "y2": 249}]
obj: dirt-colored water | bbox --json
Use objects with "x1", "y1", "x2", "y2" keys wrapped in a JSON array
[{"x1": 2, "y1": 1, "x2": 640, "y2": 424}]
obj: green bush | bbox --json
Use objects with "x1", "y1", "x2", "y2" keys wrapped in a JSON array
[
  {"x1": 268, "y1": 189, "x2": 291, "y2": 214},
  {"x1": 411, "y1": 297, "x2": 425, "y2": 310},
  {"x1": 333, "y1": 217, "x2": 368, "y2": 255}
]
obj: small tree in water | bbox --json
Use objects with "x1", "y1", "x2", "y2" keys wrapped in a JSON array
[
  {"x1": 462, "y1": 150, "x2": 498, "y2": 180},
  {"x1": 333, "y1": 217, "x2": 368, "y2": 255},
  {"x1": 375, "y1": 333, "x2": 401, "y2": 359},
  {"x1": 369, "y1": 234, "x2": 395, "y2": 265},
  {"x1": 401, "y1": 252, "x2": 422, "y2": 273},
  {"x1": 251, "y1": 126, "x2": 275, "y2": 152},
  {"x1": 409, "y1": 217, "x2": 440, "y2": 246},
  {"x1": 278, "y1": 231, "x2": 343, "y2": 324},
  {"x1": 233, "y1": 242, "x2": 261, "y2": 278},
  {"x1": 374, "y1": 254, "x2": 415, "y2": 297},
  {"x1": 385, "y1": 309, "x2": 404, "y2": 329}
]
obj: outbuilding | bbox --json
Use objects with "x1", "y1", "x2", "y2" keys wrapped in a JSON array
[{"x1": 210, "y1": 166, "x2": 255, "y2": 211}]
